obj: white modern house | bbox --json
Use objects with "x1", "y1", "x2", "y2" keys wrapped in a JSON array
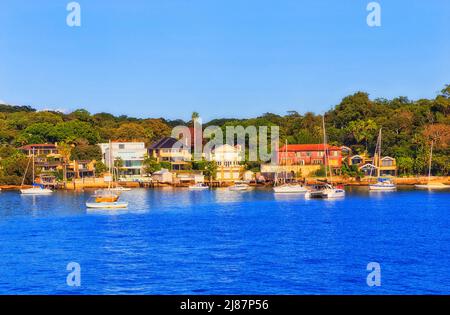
[
  {"x1": 211, "y1": 144, "x2": 244, "y2": 182},
  {"x1": 98, "y1": 142, "x2": 147, "y2": 178}
]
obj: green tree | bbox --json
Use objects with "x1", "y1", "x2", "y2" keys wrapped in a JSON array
[
  {"x1": 204, "y1": 161, "x2": 217, "y2": 180},
  {"x1": 0, "y1": 152, "x2": 33, "y2": 184},
  {"x1": 71, "y1": 144, "x2": 102, "y2": 161},
  {"x1": 397, "y1": 157, "x2": 414, "y2": 176},
  {"x1": 143, "y1": 156, "x2": 161, "y2": 175},
  {"x1": 348, "y1": 119, "x2": 378, "y2": 151},
  {"x1": 113, "y1": 123, "x2": 150, "y2": 141},
  {"x1": 94, "y1": 161, "x2": 107, "y2": 175}
]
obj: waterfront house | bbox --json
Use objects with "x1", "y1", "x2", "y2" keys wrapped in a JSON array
[
  {"x1": 19, "y1": 143, "x2": 59, "y2": 156},
  {"x1": 349, "y1": 153, "x2": 397, "y2": 177},
  {"x1": 19, "y1": 143, "x2": 63, "y2": 173},
  {"x1": 66, "y1": 160, "x2": 96, "y2": 178},
  {"x1": 175, "y1": 172, "x2": 205, "y2": 185},
  {"x1": 375, "y1": 155, "x2": 397, "y2": 176},
  {"x1": 261, "y1": 144, "x2": 343, "y2": 178},
  {"x1": 148, "y1": 137, "x2": 192, "y2": 171},
  {"x1": 98, "y1": 142, "x2": 146, "y2": 177},
  {"x1": 211, "y1": 144, "x2": 244, "y2": 182},
  {"x1": 278, "y1": 144, "x2": 342, "y2": 167},
  {"x1": 348, "y1": 153, "x2": 373, "y2": 167}
]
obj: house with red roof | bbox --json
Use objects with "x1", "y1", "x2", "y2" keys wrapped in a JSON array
[
  {"x1": 278, "y1": 144, "x2": 343, "y2": 168},
  {"x1": 261, "y1": 143, "x2": 343, "y2": 178}
]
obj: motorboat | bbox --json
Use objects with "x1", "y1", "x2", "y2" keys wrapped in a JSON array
[
  {"x1": 189, "y1": 183, "x2": 209, "y2": 190},
  {"x1": 306, "y1": 183, "x2": 345, "y2": 199},
  {"x1": 229, "y1": 182, "x2": 251, "y2": 191}
]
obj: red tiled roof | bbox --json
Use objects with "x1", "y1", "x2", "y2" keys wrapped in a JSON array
[{"x1": 280, "y1": 144, "x2": 341, "y2": 151}]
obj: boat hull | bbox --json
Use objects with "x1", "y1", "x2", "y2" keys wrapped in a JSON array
[
  {"x1": 109, "y1": 187, "x2": 132, "y2": 192},
  {"x1": 369, "y1": 184, "x2": 397, "y2": 191},
  {"x1": 229, "y1": 186, "x2": 250, "y2": 191},
  {"x1": 415, "y1": 184, "x2": 449, "y2": 190},
  {"x1": 307, "y1": 189, "x2": 345, "y2": 199},
  {"x1": 20, "y1": 188, "x2": 53, "y2": 195},
  {"x1": 86, "y1": 202, "x2": 128, "y2": 209},
  {"x1": 189, "y1": 187, "x2": 209, "y2": 190},
  {"x1": 273, "y1": 185, "x2": 308, "y2": 194}
]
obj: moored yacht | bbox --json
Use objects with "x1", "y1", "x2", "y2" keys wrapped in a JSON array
[
  {"x1": 414, "y1": 139, "x2": 449, "y2": 190},
  {"x1": 86, "y1": 140, "x2": 128, "y2": 209},
  {"x1": 415, "y1": 183, "x2": 449, "y2": 190},
  {"x1": 369, "y1": 177, "x2": 397, "y2": 191},
  {"x1": 305, "y1": 115, "x2": 346, "y2": 199},
  {"x1": 273, "y1": 183, "x2": 308, "y2": 194},
  {"x1": 20, "y1": 184, "x2": 53, "y2": 195},
  {"x1": 272, "y1": 139, "x2": 308, "y2": 194},
  {"x1": 20, "y1": 148, "x2": 54, "y2": 195},
  {"x1": 306, "y1": 183, "x2": 345, "y2": 199},
  {"x1": 368, "y1": 129, "x2": 397, "y2": 191}
]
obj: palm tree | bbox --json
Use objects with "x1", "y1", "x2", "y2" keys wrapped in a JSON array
[{"x1": 57, "y1": 142, "x2": 73, "y2": 183}]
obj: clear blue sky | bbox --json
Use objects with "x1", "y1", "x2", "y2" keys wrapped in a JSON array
[{"x1": 0, "y1": 0, "x2": 449, "y2": 121}]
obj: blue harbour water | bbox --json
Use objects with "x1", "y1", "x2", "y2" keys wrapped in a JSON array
[{"x1": 0, "y1": 187, "x2": 449, "y2": 294}]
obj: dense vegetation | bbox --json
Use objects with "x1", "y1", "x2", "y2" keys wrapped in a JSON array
[{"x1": 0, "y1": 85, "x2": 449, "y2": 184}]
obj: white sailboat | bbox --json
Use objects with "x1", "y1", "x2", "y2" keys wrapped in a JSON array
[
  {"x1": 306, "y1": 116, "x2": 345, "y2": 199},
  {"x1": 86, "y1": 140, "x2": 128, "y2": 208},
  {"x1": 369, "y1": 129, "x2": 397, "y2": 191},
  {"x1": 415, "y1": 140, "x2": 449, "y2": 190},
  {"x1": 20, "y1": 148, "x2": 53, "y2": 195},
  {"x1": 273, "y1": 140, "x2": 308, "y2": 194}
]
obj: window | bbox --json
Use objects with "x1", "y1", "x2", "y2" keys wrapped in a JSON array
[
  {"x1": 119, "y1": 144, "x2": 125, "y2": 149},
  {"x1": 382, "y1": 160, "x2": 393, "y2": 167}
]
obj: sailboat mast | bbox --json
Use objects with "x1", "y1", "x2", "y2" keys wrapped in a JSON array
[
  {"x1": 322, "y1": 115, "x2": 328, "y2": 181},
  {"x1": 377, "y1": 128, "x2": 382, "y2": 177},
  {"x1": 32, "y1": 147, "x2": 35, "y2": 184},
  {"x1": 109, "y1": 140, "x2": 112, "y2": 189},
  {"x1": 285, "y1": 139, "x2": 288, "y2": 183}
]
